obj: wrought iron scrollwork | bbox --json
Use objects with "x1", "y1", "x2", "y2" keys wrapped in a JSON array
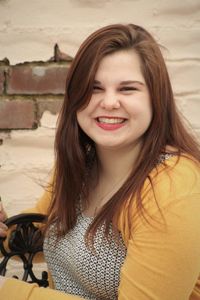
[{"x1": 0, "y1": 213, "x2": 49, "y2": 287}]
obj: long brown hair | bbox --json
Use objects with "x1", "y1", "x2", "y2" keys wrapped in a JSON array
[{"x1": 46, "y1": 24, "x2": 200, "y2": 242}]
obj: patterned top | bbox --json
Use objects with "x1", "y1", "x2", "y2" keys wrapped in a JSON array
[
  {"x1": 43, "y1": 213, "x2": 126, "y2": 300},
  {"x1": 43, "y1": 153, "x2": 174, "y2": 300}
]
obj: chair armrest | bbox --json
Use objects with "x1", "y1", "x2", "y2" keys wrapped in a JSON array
[{"x1": 0, "y1": 213, "x2": 48, "y2": 287}]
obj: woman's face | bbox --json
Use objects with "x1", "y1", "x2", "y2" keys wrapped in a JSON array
[{"x1": 77, "y1": 50, "x2": 152, "y2": 152}]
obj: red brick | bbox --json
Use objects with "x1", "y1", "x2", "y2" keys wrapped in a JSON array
[
  {"x1": 7, "y1": 63, "x2": 70, "y2": 95},
  {"x1": 0, "y1": 99, "x2": 36, "y2": 129},
  {"x1": 0, "y1": 70, "x2": 4, "y2": 94}
]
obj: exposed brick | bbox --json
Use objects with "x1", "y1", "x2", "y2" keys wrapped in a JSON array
[
  {"x1": 0, "y1": 69, "x2": 4, "y2": 94},
  {"x1": 7, "y1": 63, "x2": 70, "y2": 95},
  {"x1": 36, "y1": 97, "x2": 63, "y2": 120},
  {"x1": 0, "y1": 99, "x2": 36, "y2": 129}
]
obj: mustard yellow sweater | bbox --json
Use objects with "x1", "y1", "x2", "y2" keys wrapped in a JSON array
[{"x1": 1, "y1": 155, "x2": 200, "y2": 300}]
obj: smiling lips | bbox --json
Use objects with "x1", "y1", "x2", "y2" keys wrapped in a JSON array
[{"x1": 95, "y1": 117, "x2": 127, "y2": 130}]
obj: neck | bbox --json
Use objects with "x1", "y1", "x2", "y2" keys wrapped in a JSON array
[
  {"x1": 84, "y1": 142, "x2": 142, "y2": 217},
  {"x1": 96, "y1": 142, "x2": 142, "y2": 182}
]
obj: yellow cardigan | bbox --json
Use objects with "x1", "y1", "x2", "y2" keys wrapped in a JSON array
[{"x1": 1, "y1": 155, "x2": 200, "y2": 300}]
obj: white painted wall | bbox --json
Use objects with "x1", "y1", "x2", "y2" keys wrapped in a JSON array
[
  {"x1": 0, "y1": 0, "x2": 200, "y2": 217},
  {"x1": 0, "y1": 0, "x2": 199, "y2": 64},
  {"x1": 0, "y1": 112, "x2": 56, "y2": 215}
]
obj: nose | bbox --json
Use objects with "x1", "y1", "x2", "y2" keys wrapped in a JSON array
[{"x1": 100, "y1": 91, "x2": 120, "y2": 110}]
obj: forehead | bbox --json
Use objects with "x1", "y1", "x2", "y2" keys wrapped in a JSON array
[{"x1": 95, "y1": 50, "x2": 144, "y2": 83}]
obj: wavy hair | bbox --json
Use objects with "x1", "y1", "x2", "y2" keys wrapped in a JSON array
[{"x1": 46, "y1": 24, "x2": 200, "y2": 243}]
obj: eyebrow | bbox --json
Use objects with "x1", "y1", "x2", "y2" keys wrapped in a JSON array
[{"x1": 94, "y1": 80, "x2": 145, "y2": 86}]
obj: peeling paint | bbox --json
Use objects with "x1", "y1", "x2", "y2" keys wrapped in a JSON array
[
  {"x1": 40, "y1": 110, "x2": 58, "y2": 129},
  {"x1": 33, "y1": 66, "x2": 46, "y2": 77}
]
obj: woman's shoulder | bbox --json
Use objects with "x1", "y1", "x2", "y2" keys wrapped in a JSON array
[
  {"x1": 137, "y1": 153, "x2": 200, "y2": 224},
  {"x1": 118, "y1": 153, "x2": 200, "y2": 243},
  {"x1": 150, "y1": 153, "x2": 200, "y2": 197}
]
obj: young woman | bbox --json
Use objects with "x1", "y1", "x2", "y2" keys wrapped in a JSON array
[{"x1": 0, "y1": 23, "x2": 200, "y2": 300}]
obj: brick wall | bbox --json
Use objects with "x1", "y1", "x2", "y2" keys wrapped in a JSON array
[
  {"x1": 0, "y1": 46, "x2": 72, "y2": 130},
  {"x1": 0, "y1": 46, "x2": 73, "y2": 216}
]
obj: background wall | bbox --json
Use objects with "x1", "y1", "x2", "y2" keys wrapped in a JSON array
[{"x1": 0, "y1": 0, "x2": 200, "y2": 218}]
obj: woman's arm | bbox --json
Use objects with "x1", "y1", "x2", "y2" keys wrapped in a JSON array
[
  {"x1": 0, "y1": 277, "x2": 85, "y2": 300},
  {"x1": 119, "y1": 194, "x2": 200, "y2": 299},
  {"x1": 118, "y1": 158, "x2": 200, "y2": 299}
]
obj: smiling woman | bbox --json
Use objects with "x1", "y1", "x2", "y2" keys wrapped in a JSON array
[
  {"x1": 77, "y1": 50, "x2": 152, "y2": 151},
  {"x1": 0, "y1": 23, "x2": 200, "y2": 300}
]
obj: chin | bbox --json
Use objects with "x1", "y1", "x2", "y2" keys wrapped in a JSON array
[{"x1": 95, "y1": 140, "x2": 127, "y2": 150}]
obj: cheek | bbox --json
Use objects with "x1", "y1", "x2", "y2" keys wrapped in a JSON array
[
  {"x1": 128, "y1": 101, "x2": 152, "y2": 117},
  {"x1": 76, "y1": 108, "x2": 92, "y2": 131},
  {"x1": 131, "y1": 96, "x2": 151, "y2": 115},
  {"x1": 86, "y1": 96, "x2": 99, "y2": 112},
  {"x1": 76, "y1": 111, "x2": 81, "y2": 122},
  {"x1": 76, "y1": 111, "x2": 85, "y2": 129},
  {"x1": 77, "y1": 99, "x2": 97, "y2": 118},
  {"x1": 128, "y1": 102, "x2": 152, "y2": 129}
]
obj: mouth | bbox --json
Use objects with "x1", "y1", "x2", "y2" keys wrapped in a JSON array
[
  {"x1": 96, "y1": 117, "x2": 127, "y2": 124},
  {"x1": 95, "y1": 116, "x2": 127, "y2": 131}
]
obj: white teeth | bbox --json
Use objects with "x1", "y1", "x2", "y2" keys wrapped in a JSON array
[{"x1": 97, "y1": 117, "x2": 125, "y2": 124}]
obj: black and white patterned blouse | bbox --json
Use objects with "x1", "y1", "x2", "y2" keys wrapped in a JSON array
[{"x1": 43, "y1": 213, "x2": 127, "y2": 300}]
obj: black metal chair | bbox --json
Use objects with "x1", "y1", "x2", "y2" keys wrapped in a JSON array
[{"x1": 0, "y1": 213, "x2": 49, "y2": 287}]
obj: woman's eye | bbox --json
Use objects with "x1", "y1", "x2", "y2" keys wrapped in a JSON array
[
  {"x1": 93, "y1": 86, "x2": 103, "y2": 92},
  {"x1": 120, "y1": 87, "x2": 137, "y2": 92}
]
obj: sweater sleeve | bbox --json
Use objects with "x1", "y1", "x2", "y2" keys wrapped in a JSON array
[
  {"x1": 0, "y1": 278, "x2": 85, "y2": 300},
  {"x1": 117, "y1": 158, "x2": 200, "y2": 300},
  {"x1": 0, "y1": 174, "x2": 54, "y2": 266}
]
